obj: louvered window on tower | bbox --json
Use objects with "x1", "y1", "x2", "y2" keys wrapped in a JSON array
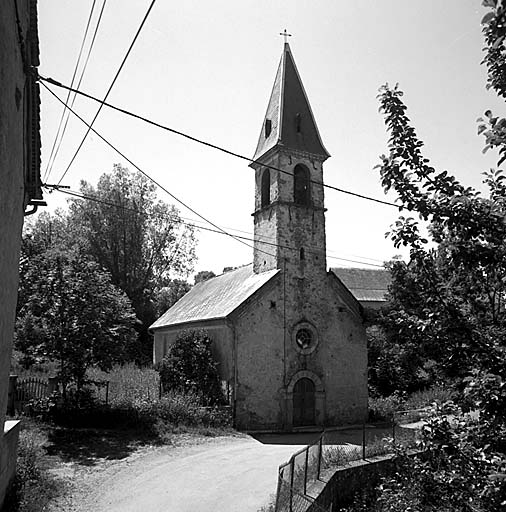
[
  {"x1": 265, "y1": 119, "x2": 272, "y2": 138},
  {"x1": 295, "y1": 113, "x2": 302, "y2": 133},
  {"x1": 261, "y1": 169, "x2": 271, "y2": 207},
  {"x1": 294, "y1": 164, "x2": 310, "y2": 205}
]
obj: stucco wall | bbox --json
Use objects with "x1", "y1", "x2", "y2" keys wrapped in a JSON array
[{"x1": 0, "y1": 0, "x2": 29, "y2": 435}]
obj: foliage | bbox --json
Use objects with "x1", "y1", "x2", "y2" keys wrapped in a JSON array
[
  {"x1": 87, "y1": 363, "x2": 160, "y2": 406},
  {"x1": 67, "y1": 164, "x2": 197, "y2": 363},
  {"x1": 368, "y1": 393, "x2": 404, "y2": 422},
  {"x1": 194, "y1": 270, "x2": 216, "y2": 284},
  {"x1": 353, "y1": 2, "x2": 506, "y2": 509},
  {"x1": 15, "y1": 249, "x2": 137, "y2": 393},
  {"x1": 154, "y1": 278, "x2": 191, "y2": 316},
  {"x1": 125, "y1": 392, "x2": 230, "y2": 432},
  {"x1": 157, "y1": 330, "x2": 224, "y2": 405}
]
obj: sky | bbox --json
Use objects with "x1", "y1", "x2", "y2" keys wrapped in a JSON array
[{"x1": 37, "y1": 0, "x2": 505, "y2": 279}]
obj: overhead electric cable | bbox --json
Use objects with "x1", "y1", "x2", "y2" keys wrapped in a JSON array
[
  {"x1": 43, "y1": 185, "x2": 385, "y2": 268},
  {"x1": 55, "y1": 0, "x2": 157, "y2": 186},
  {"x1": 41, "y1": 81, "x2": 274, "y2": 258},
  {"x1": 44, "y1": 0, "x2": 108, "y2": 183},
  {"x1": 39, "y1": 75, "x2": 399, "y2": 208}
]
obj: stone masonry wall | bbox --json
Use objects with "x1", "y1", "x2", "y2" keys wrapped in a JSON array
[{"x1": 234, "y1": 270, "x2": 367, "y2": 430}]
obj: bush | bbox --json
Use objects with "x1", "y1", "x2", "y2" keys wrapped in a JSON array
[
  {"x1": 157, "y1": 330, "x2": 224, "y2": 405},
  {"x1": 122, "y1": 392, "x2": 231, "y2": 434},
  {"x1": 368, "y1": 394, "x2": 403, "y2": 422}
]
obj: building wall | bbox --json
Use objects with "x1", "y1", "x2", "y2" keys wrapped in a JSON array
[
  {"x1": 253, "y1": 151, "x2": 327, "y2": 275},
  {"x1": 0, "y1": 1, "x2": 38, "y2": 507},
  {"x1": 0, "y1": 0, "x2": 30, "y2": 437},
  {"x1": 234, "y1": 272, "x2": 367, "y2": 431}
]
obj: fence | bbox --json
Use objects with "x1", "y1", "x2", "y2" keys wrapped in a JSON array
[
  {"x1": 274, "y1": 415, "x2": 422, "y2": 512},
  {"x1": 7, "y1": 375, "x2": 58, "y2": 414}
]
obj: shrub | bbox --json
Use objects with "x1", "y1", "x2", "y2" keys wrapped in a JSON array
[
  {"x1": 157, "y1": 330, "x2": 224, "y2": 405},
  {"x1": 368, "y1": 394, "x2": 403, "y2": 422}
]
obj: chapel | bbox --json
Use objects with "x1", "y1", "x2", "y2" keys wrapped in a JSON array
[{"x1": 151, "y1": 42, "x2": 368, "y2": 431}]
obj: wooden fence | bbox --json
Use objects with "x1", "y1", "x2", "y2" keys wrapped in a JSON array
[{"x1": 7, "y1": 375, "x2": 58, "y2": 415}]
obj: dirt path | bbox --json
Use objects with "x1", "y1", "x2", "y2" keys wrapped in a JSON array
[{"x1": 50, "y1": 434, "x2": 304, "y2": 512}]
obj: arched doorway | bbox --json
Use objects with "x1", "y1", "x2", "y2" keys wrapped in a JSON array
[{"x1": 293, "y1": 378, "x2": 315, "y2": 426}]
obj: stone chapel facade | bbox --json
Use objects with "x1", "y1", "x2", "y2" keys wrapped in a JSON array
[{"x1": 151, "y1": 43, "x2": 367, "y2": 431}]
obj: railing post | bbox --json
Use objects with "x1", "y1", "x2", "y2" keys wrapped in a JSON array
[
  {"x1": 105, "y1": 381, "x2": 110, "y2": 405},
  {"x1": 289, "y1": 458, "x2": 294, "y2": 512},
  {"x1": 8, "y1": 375, "x2": 17, "y2": 415},
  {"x1": 303, "y1": 446, "x2": 309, "y2": 495},
  {"x1": 47, "y1": 376, "x2": 58, "y2": 395},
  {"x1": 392, "y1": 412, "x2": 396, "y2": 444},
  {"x1": 317, "y1": 434, "x2": 323, "y2": 480},
  {"x1": 159, "y1": 379, "x2": 162, "y2": 400},
  {"x1": 362, "y1": 422, "x2": 366, "y2": 460},
  {"x1": 274, "y1": 470, "x2": 282, "y2": 512}
]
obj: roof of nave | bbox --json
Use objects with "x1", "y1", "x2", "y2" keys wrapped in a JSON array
[
  {"x1": 150, "y1": 264, "x2": 279, "y2": 330},
  {"x1": 330, "y1": 267, "x2": 391, "y2": 303}
]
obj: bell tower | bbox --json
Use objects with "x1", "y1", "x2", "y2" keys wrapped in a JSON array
[{"x1": 250, "y1": 43, "x2": 330, "y2": 279}]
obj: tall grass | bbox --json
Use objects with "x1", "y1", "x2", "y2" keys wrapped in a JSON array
[{"x1": 87, "y1": 363, "x2": 159, "y2": 405}]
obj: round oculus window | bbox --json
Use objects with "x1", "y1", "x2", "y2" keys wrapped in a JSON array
[{"x1": 295, "y1": 328, "x2": 313, "y2": 350}]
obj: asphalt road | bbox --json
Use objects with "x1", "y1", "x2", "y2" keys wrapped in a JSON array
[{"x1": 79, "y1": 425, "x2": 400, "y2": 512}]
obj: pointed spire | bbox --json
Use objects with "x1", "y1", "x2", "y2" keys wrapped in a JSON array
[{"x1": 252, "y1": 43, "x2": 330, "y2": 162}]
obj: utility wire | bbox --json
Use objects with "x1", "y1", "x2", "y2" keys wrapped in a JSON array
[
  {"x1": 44, "y1": 185, "x2": 385, "y2": 268},
  {"x1": 40, "y1": 75, "x2": 399, "y2": 209},
  {"x1": 44, "y1": 0, "x2": 108, "y2": 183},
  {"x1": 55, "y1": 0, "x2": 157, "y2": 186},
  {"x1": 41, "y1": 81, "x2": 274, "y2": 259}
]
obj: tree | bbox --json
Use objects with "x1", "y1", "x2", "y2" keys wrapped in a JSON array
[
  {"x1": 16, "y1": 249, "x2": 137, "y2": 395},
  {"x1": 194, "y1": 270, "x2": 216, "y2": 284},
  {"x1": 68, "y1": 164, "x2": 197, "y2": 363},
  {"x1": 157, "y1": 330, "x2": 223, "y2": 405},
  {"x1": 353, "y1": 2, "x2": 506, "y2": 509},
  {"x1": 154, "y1": 279, "x2": 192, "y2": 316}
]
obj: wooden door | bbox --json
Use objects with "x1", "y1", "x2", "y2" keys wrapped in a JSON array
[{"x1": 293, "y1": 378, "x2": 315, "y2": 426}]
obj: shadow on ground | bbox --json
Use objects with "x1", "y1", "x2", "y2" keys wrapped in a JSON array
[
  {"x1": 251, "y1": 424, "x2": 413, "y2": 447},
  {"x1": 46, "y1": 427, "x2": 159, "y2": 466}
]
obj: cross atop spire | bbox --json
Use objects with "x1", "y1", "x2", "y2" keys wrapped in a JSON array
[{"x1": 279, "y1": 29, "x2": 292, "y2": 44}]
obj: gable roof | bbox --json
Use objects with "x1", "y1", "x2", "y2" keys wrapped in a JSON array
[
  {"x1": 330, "y1": 267, "x2": 391, "y2": 303},
  {"x1": 150, "y1": 265, "x2": 279, "y2": 330},
  {"x1": 252, "y1": 43, "x2": 330, "y2": 162}
]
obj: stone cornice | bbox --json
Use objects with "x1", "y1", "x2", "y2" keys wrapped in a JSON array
[
  {"x1": 252, "y1": 200, "x2": 327, "y2": 216},
  {"x1": 249, "y1": 145, "x2": 328, "y2": 169}
]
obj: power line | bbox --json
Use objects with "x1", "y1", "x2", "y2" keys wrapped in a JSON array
[
  {"x1": 44, "y1": 185, "x2": 385, "y2": 268},
  {"x1": 39, "y1": 75, "x2": 399, "y2": 209},
  {"x1": 41, "y1": 81, "x2": 274, "y2": 259},
  {"x1": 55, "y1": 0, "x2": 157, "y2": 186},
  {"x1": 44, "y1": 0, "x2": 108, "y2": 183}
]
